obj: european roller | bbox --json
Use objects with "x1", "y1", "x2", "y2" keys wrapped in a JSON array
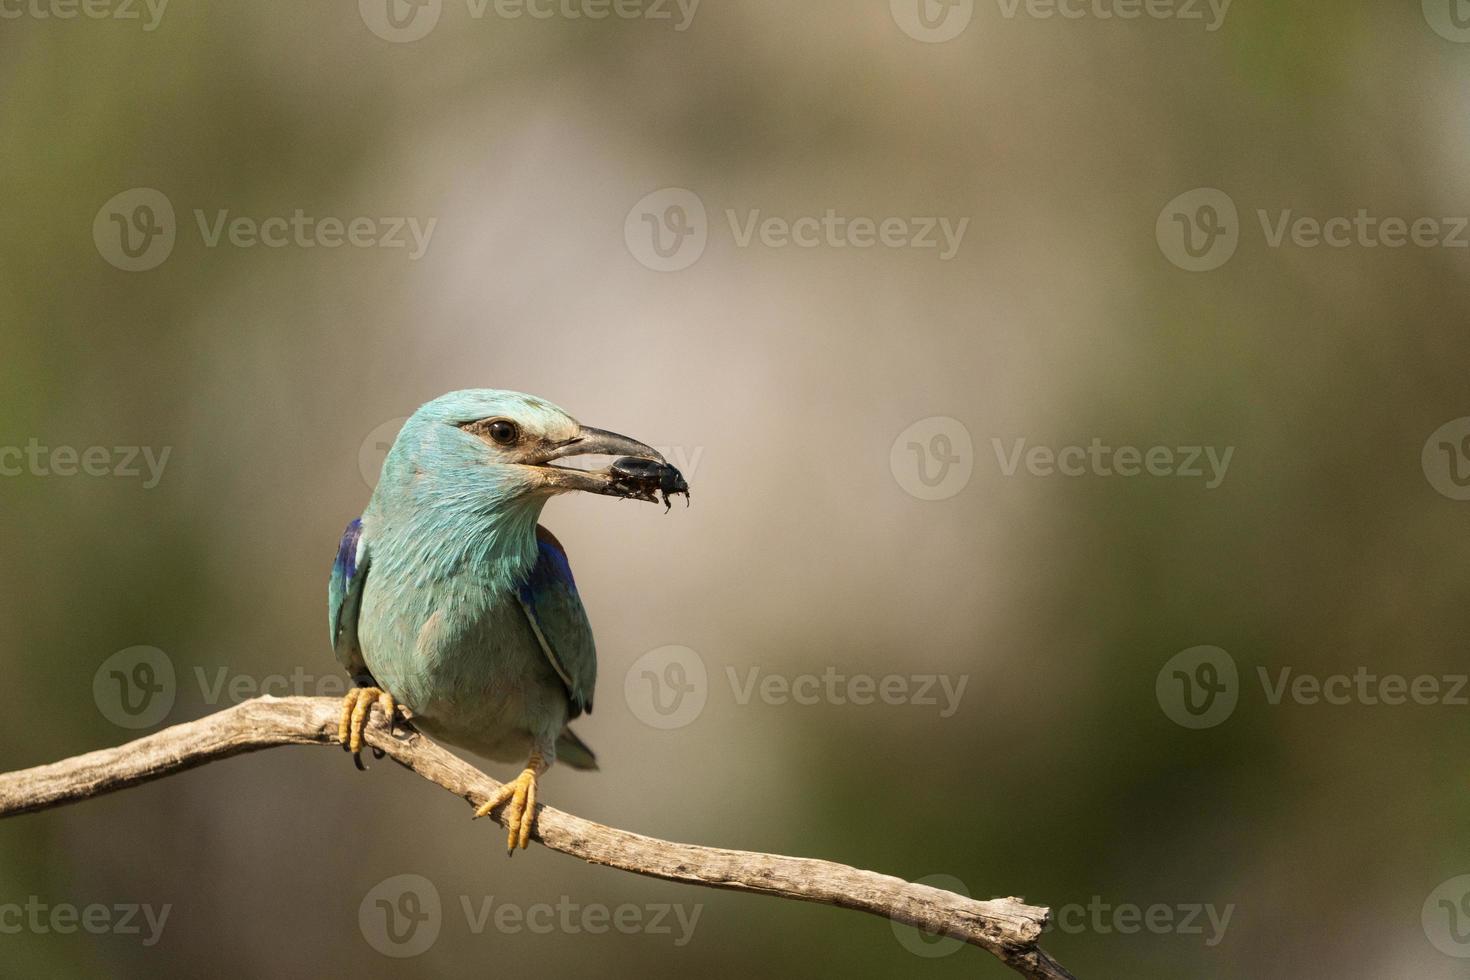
[{"x1": 329, "y1": 390, "x2": 688, "y2": 851}]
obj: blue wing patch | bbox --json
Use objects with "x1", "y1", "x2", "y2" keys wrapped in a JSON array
[
  {"x1": 336, "y1": 518, "x2": 362, "y2": 582},
  {"x1": 329, "y1": 517, "x2": 373, "y2": 683},
  {"x1": 517, "y1": 525, "x2": 597, "y2": 718}
]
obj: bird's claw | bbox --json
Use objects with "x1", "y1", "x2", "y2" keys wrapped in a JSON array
[
  {"x1": 472, "y1": 765, "x2": 541, "y2": 854},
  {"x1": 337, "y1": 686, "x2": 398, "y2": 763}
]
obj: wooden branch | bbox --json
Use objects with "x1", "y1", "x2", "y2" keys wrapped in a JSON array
[{"x1": 0, "y1": 696, "x2": 1075, "y2": 979}]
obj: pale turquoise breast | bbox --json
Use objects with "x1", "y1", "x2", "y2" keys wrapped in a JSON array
[{"x1": 357, "y1": 547, "x2": 571, "y2": 764}]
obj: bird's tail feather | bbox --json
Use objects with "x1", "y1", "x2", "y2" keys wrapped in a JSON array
[{"x1": 556, "y1": 728, "x2": 598, "y2": 770}]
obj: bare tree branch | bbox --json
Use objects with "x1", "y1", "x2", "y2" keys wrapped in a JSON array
[{"x1": 0, "y1": 696, "x2": 1076, "y2": 979}]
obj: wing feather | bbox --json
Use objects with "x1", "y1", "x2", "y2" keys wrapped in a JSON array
[
  {"x1": 517, "y1": 525, "x2": 596, "y2": 718},
  {"x1": 328, "y1": 517, "x2": 374, "y2": 684}
]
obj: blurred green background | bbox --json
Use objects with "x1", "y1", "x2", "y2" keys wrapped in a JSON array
[{"x1": 3, "y1": 1, "x2": 1470, "y2": 976}]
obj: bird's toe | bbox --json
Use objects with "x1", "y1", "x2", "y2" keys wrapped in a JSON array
[
  {"x1": 338, "y1": 686, "x2": 397, "y2": 762},
  {"x1": 472, "y1": 765, "x2": 542, "y2": 855}
]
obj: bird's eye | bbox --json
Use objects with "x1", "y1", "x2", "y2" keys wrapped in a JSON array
[{"x1": 486, "y1": 419, "x2": 519, "y2": 446}]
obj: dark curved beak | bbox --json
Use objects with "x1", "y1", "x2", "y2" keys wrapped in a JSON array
[
  {"x1": 541, "y1": 426, "x2": 667, "y2": 466},
  {"x1": 528, "y1": 426, "x2": 689, "y2": 508}
]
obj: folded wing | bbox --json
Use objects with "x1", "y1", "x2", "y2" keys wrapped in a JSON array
[
  {"x1": 516, "y1": 525, "x2": 596, "y2": 719},
  {"x1": 329, "y1": 517, "x2": 373, "y2": 683}
]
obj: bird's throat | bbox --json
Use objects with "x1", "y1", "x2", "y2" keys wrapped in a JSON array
[{"x1": 373, "y1": 488, "x2": 547, "y2": 596}]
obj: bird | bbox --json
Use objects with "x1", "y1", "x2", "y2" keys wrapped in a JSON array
[{"x1": 328, "y1": 389, "x2": 688, "y2": 852}]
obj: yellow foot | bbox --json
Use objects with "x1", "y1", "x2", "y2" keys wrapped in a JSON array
[
  {"x1": 472, "y1": 757, "x2": 544, "y2": 854},
  {"x1": 337, "y1": 686, "x2": 397, "y2": 760}
]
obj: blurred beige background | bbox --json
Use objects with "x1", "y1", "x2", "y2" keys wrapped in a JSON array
[{"x1": 3, "y1": 1, "x2": 1470, "y2": 976}]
